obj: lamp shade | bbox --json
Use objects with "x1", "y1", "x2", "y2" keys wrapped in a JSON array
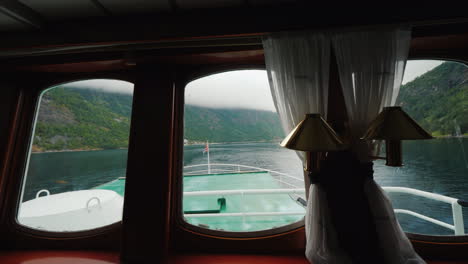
[
  {"x1": 362, "y1": 106, "x2": 433, "y2": 140},
  {"x1": 281, "y1": 113, "x2": 344, "y2": 151}
]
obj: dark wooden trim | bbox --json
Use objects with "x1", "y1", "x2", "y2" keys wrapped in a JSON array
[
  {"x1": 0, "y1": 71, "x2": 135, "y2": 250},
  {"x1": 169, "y1": 70, "x2": 186, "y2": 256},
  {"x1": 0, "y1": 44, "x2": 263, "y2": 71},
  {"x1": 121, "y1": 65, "x2": 175, "y2": 263},
  {"x1": 412, "y1": 239, "x2": 468, "y2": 261},
  {"x1": 1, "y1": 6, "x2": 467, "y2": 50},
  {"x1": 0, "y1": 87, "x2": 23, "y2": 227}
]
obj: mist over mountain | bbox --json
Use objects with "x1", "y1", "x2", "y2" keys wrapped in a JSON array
[
  {"x1": 32, "y1": 62, "x2": 466, "y2": 152},
  {"x1": 33, "y1": 87, "x2": 284, "y2": 152},
  {"x1": 184, "y1": 105, "x2": 284, "y2": 143}
]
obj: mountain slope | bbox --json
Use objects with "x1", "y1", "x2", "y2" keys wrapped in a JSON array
[
  {"x1": 33, "y1": 87, "x2": 133, "y2": 152},
  {"x1": 184, "y1": 105, "x2": 284, "y2": 143},
  {"x1": 33, "y1": 61, "x2": 467, "y2": 152},
  {"x1": 32, "y1": 86, "x2": 284, "y2": 152},
  {"x1": 397, "y1": 62, "x2": 468, "y2": 136}
]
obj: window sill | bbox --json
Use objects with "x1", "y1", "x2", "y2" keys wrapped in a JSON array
[{"x1": 0, "y1": 251, "x2": 466, "y2": 264}]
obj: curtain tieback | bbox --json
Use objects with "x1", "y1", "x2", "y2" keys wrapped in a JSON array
[
  {"x1": 359, "y1": 162, "x2": 374, "y2": 180},
  {"x1": 308, "y1": 160, "x2": 374, "y2": 185},
  {"x1": 308, "y1": 171, "x2": 321, "y2": 184}
]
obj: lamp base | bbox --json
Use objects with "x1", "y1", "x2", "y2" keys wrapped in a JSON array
[{"x1": 305, "y1": 152, "x2": 323, "y2": 173}]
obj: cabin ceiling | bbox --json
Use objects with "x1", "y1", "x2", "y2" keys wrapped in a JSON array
[
  {"x1": 0, "y1": 1, "x2": 468, "y2": 70},
  {"x1": 0, "y1": 0, "x2": 295, "y2": 31},
  {"x1": 0, "y1": 1, "x2": 467, "y2": 46}
]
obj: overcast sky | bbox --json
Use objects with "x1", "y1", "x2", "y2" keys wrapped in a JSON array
[
  {"x1": 60, "y1": 60, "x2": 444, "y2": 112},
  {"x1": 186, "y1": 60, "x2": 444, "y2": 112},
  {"x1": 61, "y1": 79, "x2": 134, "y2": 94},
  {"x1": 185, "y1": 70, "x2": 274, "y2": 111},
  {"x1": 402, "y1": 60, "x2": 443, "y2": 84}
]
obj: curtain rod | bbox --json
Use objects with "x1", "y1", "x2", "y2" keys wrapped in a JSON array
[
  {"x1": 0, "y1": 34, "x2": 265, "y2": 59},
  {"x1": 267, "y1": 17, "x2": 468, "y2": 36},
  {"x1": 2, "y1": 16, "x2": 467, "y2": 59}
]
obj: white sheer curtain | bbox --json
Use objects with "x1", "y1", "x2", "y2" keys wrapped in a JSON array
[
  {"x1": 332, "y1": 28, "x2": 411, "y2": 162},
  {"x1": 263, "y1": 32, "x2": 352, "y2": 264},
  {"x1": 263, "y1": 31, "x2": 330, "y2": 155},
  {"x1": 333, "y1": 28, "x2": 426, "y2": 264}
]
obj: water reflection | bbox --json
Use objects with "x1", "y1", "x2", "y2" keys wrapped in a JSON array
[{"x1": 374, "y1": 138, "x2": 468, "y2": 235}]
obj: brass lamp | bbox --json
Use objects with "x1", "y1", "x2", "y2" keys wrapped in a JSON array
[
  {"x1": 363, "y1": 106, "x2": 433, "y2": 167},
  {"x1": 281, "y1": 113, "x2": 344, "y2": 184}
]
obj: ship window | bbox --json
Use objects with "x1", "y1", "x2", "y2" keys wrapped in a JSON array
[
  {"x1": 17, "y1": 79, "x2": 133, "y2": 233},
  {"x1": 375, "y1": 60, "x2": 468, "y2": 237},
  {"x1": 183, "y1": 70, "x2": 306, "y2": 233}
]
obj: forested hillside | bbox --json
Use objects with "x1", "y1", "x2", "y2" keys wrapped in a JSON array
[
  {"x1": 184, "y1": 105, "x2": 284, "y2": 143},
  {"x1": 34, "y1": 61, "x2": 464, "y2": 153},
  {"x1": 32, "y1": 86, "x2": 284, "y2": 152},
  {"x1": 397, "y1": 62, "x2": 468, "y2": 136},
  {"x1": 33, "y1": 87, "x2": 133, "y2": 152}
]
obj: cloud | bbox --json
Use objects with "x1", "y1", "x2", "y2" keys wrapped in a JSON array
[
  {"x1": 184, "y1": 61, "x2": 446, "y2": 112},
  {"x1": 403, "y1": 60, "x2": 444, "y2": 84},
  {"x1": 59, "y1": 79, "x2": 134, "y2": 94},
  {"x1": 185, "y1": 70, "x2": 276, "y2": 112},
  {"x1": 51, "y1": 61, "x2": 444, "y2": 111}
]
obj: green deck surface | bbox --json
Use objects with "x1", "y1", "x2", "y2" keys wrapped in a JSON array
[
  {"x1": 96, "y1": 172, "x2": 305, "y2": 232},
  {"x1": 95, "y1": 178, "x2": 125, "y2": 196},
  {"x1": 183, "y1": 171, "x2": 305, "y2": 231}
]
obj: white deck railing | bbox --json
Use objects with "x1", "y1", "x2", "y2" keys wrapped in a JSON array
[
  {"x1": 183, "y1": 163, "x2": 467, "y2": 235},
  {"x1": 186, "y1": 211, "x2": 306, "y2": 218},
  {"x1": 383, "y1": 186, "x2": 466, "y2": 235},
  {"x1": 184, "y1": 163, "x2": 303, "y2": 189},
  {"x1": 184, "y1": 188, "x2": 306, "y2": 197},
  {"x1": 184, "y1": 188, "x2": 306, "y2": 218}
]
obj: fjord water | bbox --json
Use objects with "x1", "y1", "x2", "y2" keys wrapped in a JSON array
[
  {"x1": 23, "y1": 149, "x2": 129, "y2": 202},
  {"x1": 374, "y1": 138, "x2": 468, "y2": 235},
  {"x1": 24, "y1": 138, "x2": 468, "y2": 235}
]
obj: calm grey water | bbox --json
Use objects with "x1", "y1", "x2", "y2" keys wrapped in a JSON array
[
  {"x1": 23, "y1": 138, "x2": 468, "y2": 236},
  {"x1": 23, "y1": 149, "x2": 129, "y2": 202}
]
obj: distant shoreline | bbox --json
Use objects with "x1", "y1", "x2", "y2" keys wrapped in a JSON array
[
  {"x1": 434, "y1": 135, "x2": 468, "y2": 139},
  {"x1": 31, "y1": 147, "x2": 127, "y2": 154},
  {"x1": 31, "y1": 136, "x2": 467, "y2": 153},
  {"x1": 184, "y1": 140, "x2": 282, "y2": 146},
  {"x1": 186, "y1": 136, "x2": 467, "y2": 145}
]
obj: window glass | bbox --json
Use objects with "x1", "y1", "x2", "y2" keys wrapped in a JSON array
[
  {"x1": 18, "y1": 79, "x2": 133, "y2": 232},
  {"x1": 183, "y1": 70, "x2": 305, "y2": 233},
  {"x1": 182, "y1": 62, "x2": 468, "y2": 236},
  {"x1": 375, "y1": 60, "x2": 468, "y2": 236}
]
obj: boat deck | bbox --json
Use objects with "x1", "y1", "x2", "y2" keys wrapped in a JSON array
[
  {"x1": 96, "y1": 171, "x2": 306, "y2": 232},
  {"x1": 95, "y1": 178, "x2": 126, "y2": 196}
]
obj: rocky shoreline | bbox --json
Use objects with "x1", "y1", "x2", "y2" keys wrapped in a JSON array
[{"x1": 31, "y1": 147, "x2": 127, "y2": 154}]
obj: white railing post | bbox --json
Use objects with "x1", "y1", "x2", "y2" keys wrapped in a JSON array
[
  {"x1": 383, "y1": 187, "x2": 466, "y2": 235},
  {"x1": 452, "y1": 202, "x2": 465, "y2": 235},
  {"x1": 241, "y1": 191, "x2": 246, "y2": 225},
  {"x1": 207, "y1": 149, "x2": 211, "y2": 174}
]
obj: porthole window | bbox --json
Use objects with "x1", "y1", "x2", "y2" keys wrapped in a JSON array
[
  {"x1": 17, "y1": 79, "x2": 133, "y2": 232},
  {"x1": 375, "y1": 60, "x2": 468, "y2": 236},
  {"x1": 183, "y1": 70, "x2": 306, "y2": 233}
]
